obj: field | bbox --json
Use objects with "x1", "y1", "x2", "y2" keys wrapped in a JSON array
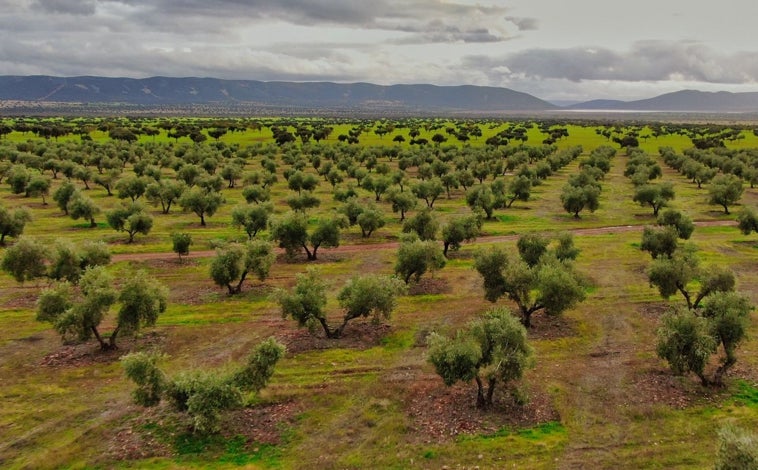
[{"x1": 0, "y1": 118, "x2": 757, "y2": 469}]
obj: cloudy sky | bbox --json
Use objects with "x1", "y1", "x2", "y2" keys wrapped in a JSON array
[{"x1": 1, "y1": 0, "x2": 757, "y2": 102}]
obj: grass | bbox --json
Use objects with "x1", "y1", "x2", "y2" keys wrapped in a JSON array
[{"x1": 0, "y1": 119, "x2": 757, "y2": 468}]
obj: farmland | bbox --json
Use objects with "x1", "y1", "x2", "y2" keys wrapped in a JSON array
[{"x1": 0, "y1": 117, "x2": 757, "y2": 469}]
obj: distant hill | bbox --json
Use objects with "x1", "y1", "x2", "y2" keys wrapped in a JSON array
[
  {"x1": 570, "y1": 90, "x2": 758, "y2": 113},
  {"x1": 0, "y1": 75, "x2": 556, "y2": 113}
]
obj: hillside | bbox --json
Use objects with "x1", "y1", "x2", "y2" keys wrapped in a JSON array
[
  {"x1": 571, "y1": 90, "x2": 758, "y2": 112},
  {"x1": 0, "y1": 76, "x2": 556, "y2": 112}
]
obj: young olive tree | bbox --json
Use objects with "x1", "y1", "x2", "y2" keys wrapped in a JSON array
[
  {"x1": 122, "y1": 337, "x2": 285, "y2": 433},
  {"x1": 427, "y1": 307, "x2": 533, "y2": 408},
  {"x1": 171, "y1": 232, "x2": 192, "y2": 261}
]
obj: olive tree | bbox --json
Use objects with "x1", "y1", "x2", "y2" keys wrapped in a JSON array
[
  {"x1": 708, "y1": 174, "x2": 744, "y2": 214},
  {"x1": 474, "y1": 239, "x2": 586, "y2": 328},
  {"x1": 657, "y1": 209, "x2": 695, "y2": 240},
  {"x1": 179, "y1": 187, "x2": 224, "y2": 226},
  {"x1": 466, "y1": 185, "x2": 496, "y2": 219},
  {"x1": 116, "y1": 175, "x2": 149, "y2": 202},
  {"x1": 36, "y1": 267, "x2": 167, "y2": 350},
  {"x1": 145, "y1": 179, "x2": 186, "y2": 214},
  {"x1": 655, "y1": 307, "x2": 716, "y2": 386},
  {"x1": 394, "y1": 235, "x2": 446, "y2": 284},
  {"x1": 647, "y1": 244, "x2": 735, "y2": 310},
  {"x1": 357, "y1": 207, "x2": 385, "y2": 238},
  {"x1": 441, "y1": 213, "x2": 482, "y2": 257},
  {"x1": 275, "y1": 270, "x2": 405, "y2": 339},
  {"x1": 1, "y1": 236, "x2": 48, "y2": 283},
  {"x1": 0, "y1": 204, "x2": 31, "y2": 245},
  {"x1": 386, "y1": 189, "x2": 418, "y2": 221},
  {"x1": 656, "y1": 292, "x2": 752, "y2": 386},
  {"x1": 25, "y1": 174, "x2": 51, "y2": 204},
  {"x1": 269, "y1": 212, "x2": 348, "y2": 261},
  {"x1": 427, "y1": 307, "x2": 533, "y2": 408},
  {"x1": 633, "y1": 182, "x2": 675, "y2": 216},
  {"x1": 106, "y1": 202, "x2": 154, "y2": 243},
  {"x1": 402, "y1": 208, "x2": 439, "y2": 241},
  {"x1": 231, "y1": 202, "x2": 273, "y2": 240},
  {"x1": 503, "y1": 175, "x2": 532, "y2": 208},
  {"x1": 640, "y1": 226, "x2": 680, "y2": 259},
  {"x1": 122, "y1": 337, "x2": 285, "y2": 433},
  {"x1": 737, "y1": 207, "x2": 758, "y2": 236},
  {"x1": 210, "y1": 240, "x2": 275, "y2": 294},
  {"x1": 52, "y1": 181, "x2": 77, "y2": 215},
  {"x1": 411, "y1": 178, "x2": 444, "y2": 208},
  {"x1": 516, "y1": 232, "x2": 549, "y2": 267},
  {"x1": 171, "y1": 232, "x2": 192, "y2": 261},
  {"x1": 702, "y1": 292, "x2": 753, "y2": 384},
  {"x1": 36, "y1": 266, "x2": 117, "y2": 349},
  {"x1": 47, "y1": 239, "x2": 111, "y2": 283},
  {"x1": 67, "y1": 191, "x2": 100, "y2": 227},
  {"x1": 560, "y1": 184, "x2": 601, "y2": 218}
]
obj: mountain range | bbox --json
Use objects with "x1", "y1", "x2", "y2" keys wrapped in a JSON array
[{"x1": 1, "y1": 75, "x2": 757, "y2": 114}]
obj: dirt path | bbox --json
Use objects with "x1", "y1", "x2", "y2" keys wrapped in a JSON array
[{"x1": 111, "y1": 219, "x2": 735, "y2": 263}]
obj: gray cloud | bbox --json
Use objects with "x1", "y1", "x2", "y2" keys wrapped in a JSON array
[
  {"x1": 31, "y1": 0, "x2": 97, "y2": 15},
  {"x1": 466, "y1": 41, "x2": 758, "y2": 85},
  {"x1": 505, "y1": 16, "x2": 538, "y2": 31},
  {"x1": 111, "y1": 0, "x2": 514, "y2": 43}
]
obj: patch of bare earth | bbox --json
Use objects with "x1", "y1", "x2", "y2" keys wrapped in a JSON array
[
  {"x1": 2, "y1": 287, "x2": 41, "y2": 309},
  {"x1": 105, "y1": 400, "x2": 301, "y2": 462},
  {"x1": 40, "y1": 331, "x2": 167, "y2": 367},
  {"x1": 168, "y1": 284, "x2": 222, "y2": 305},
  {"x1": 408, "y1": 277, "x2": 450, "y2": 296},
  {"x1": 224, "y1": 400, "x2": 302, "y2": 444},
  {"x1": 105, "y1": 406, "x2": 175, "y2": 462},
  {"x1": 527, "y1": 313, "x2": 578, "y2": 341},
  {"x1": 279, "y1": 322, "x2": 392, "y2": 355},
  {"x1": 131, "y1": 257, "x2": 200, "y2": 270},
  {"x1": 403, "y1": 373, "x2": 559, "y2": 443}
]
